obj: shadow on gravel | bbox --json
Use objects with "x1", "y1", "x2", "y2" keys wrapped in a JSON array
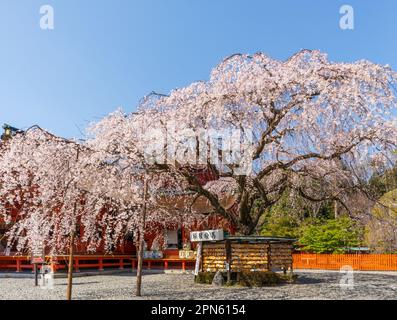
[
  {"x1": 115, "y1": 271, "x2": 167, "y2": 277},
  {"x1": 294, "y1": 275, "x2": 324, "y2": 285},
  {"x1": 59, "y1": 281, "x2": 101, "y2": 286}
]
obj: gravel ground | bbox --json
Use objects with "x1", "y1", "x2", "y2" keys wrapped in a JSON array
[{"x1": 1, "y1": 271, "x2": 397, "y2": 300}]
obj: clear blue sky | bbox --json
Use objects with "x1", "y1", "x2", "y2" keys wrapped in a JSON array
[{"x1": 0, "y1": 0, "x2": 396, "y2": 138}]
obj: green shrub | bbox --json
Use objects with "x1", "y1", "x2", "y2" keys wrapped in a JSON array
[
  {"x1": 298, "y1": 216, "x2": 362, "y2": 253},
  {"x1": 194, "y1": 272, "x2": 216, "y2": 284}
]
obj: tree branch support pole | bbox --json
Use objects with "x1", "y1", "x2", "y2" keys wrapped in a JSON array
[
  {"x1": 34, "y1": 263, "x2": 39, "y2": 286},
  {"x1": 66, "y1": 148, "x2": 80, "y2": 301},
  {"x1": 334, "y1": 200, "x2": 338, "y2": 219},
  {"x1": 66, "y1": 232, "x2": 75, "y2": 301},
  {"x1": 225, "y1": 239, "x2": 232, "y2": 283},
  {"x1": 136, "y1": 176, "x2": 148, "y2": 297}
]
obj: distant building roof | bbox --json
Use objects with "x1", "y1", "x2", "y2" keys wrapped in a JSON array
[
  {"x1": 225, "y1": 236, "x2": 296, "y2": 243},
  {"x1": 1, "y1": 124, "x2": 23, "y2": 141}
]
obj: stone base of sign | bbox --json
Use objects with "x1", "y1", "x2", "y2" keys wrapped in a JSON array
[{"x1": 212, "y1": 271, "x2": 224, "y2": 286}]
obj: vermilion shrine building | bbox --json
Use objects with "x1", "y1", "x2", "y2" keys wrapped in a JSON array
[{"x1": 0, "y1": 124, "x2": 235, "y2": 270}]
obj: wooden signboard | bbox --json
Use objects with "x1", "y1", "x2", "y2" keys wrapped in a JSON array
[{"x1": 190, "y1": 229, "x2": 224, "y2": 242}]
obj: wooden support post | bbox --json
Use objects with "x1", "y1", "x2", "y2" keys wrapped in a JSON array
[
  {"x1": 119, "y1": 259, "x2": 124, "y2": 270},
  {"x1": 136, "y1": 176, "x2": 148, "y2": 297},
  {"x1": 66, "y1": 194, "x2": 78, "y2": 301},
  {"x1": 194, "y1": 242, "x2": 202, "y2": 276},
  {"x1": 34, "y1": 263, "x2": 38, "y2": 286},
  {"x1": 131, "y1": 259, "x2": 136, "y2": 270},
  {"x1": 164, "y1": 261, "x2": 168, "y2": 269},
  {"x1": 225, "y1": 239, "x2": 232, "y2": 283},
  {"x1": 136, "y1": 237, "x2": 145, "y2": 296},
  {"x1": 334, "y1": 200, "x2": 338, "y2": 219},
  {"x1": 66, "y1": 232, "x2": 75, "y2": 301},
  {"x1": 182, "y1": 261, "x2": 186, "y2": 271},
  {"x1": 267, "y1": 244, "x2": 271, "y2": 272}
]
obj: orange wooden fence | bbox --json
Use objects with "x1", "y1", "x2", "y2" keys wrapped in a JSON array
[
  {"x1": 293, "y1": 254, "x2": 397, "y2": 271},
  {"x1": 2, "y1": 254, "x2": 397, "y2": 273}
]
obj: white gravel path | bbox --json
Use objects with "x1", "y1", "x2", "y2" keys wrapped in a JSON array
[{"x1": 1, "y1": 271, "x2": 397, "y2": 300}]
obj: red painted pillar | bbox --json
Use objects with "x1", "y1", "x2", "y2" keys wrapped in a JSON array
[
  {"x1": 164, "y1": 261, "x2": 168, "y2": 269},
  {"x1": 182, "y1": 261, "x2": 186, "y2": 271},
  {"x1": 147, "y1": 261, "x2": 151, "y2": 270},
  {"x1": 74, "y1": 258, "x2": 80, "y2": 272},
  {"x1": 31, "y1": 259, "x2": 35, "y2": 274},
  {"x1": 16, "y1": 258, "x2": 21, "y2": 273},
  {"x1": 132, "y1": 259, "x2": 136, "y2": 270},
  {"x1": 119, "y1": 259, "x2": 124, "y2": 270},
  {"x1": 51, "y1": 262, "x2": 57, "y2": 273},
  {"x1": 98, "y1": 258, "x2": 104, "y2": 271}
]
